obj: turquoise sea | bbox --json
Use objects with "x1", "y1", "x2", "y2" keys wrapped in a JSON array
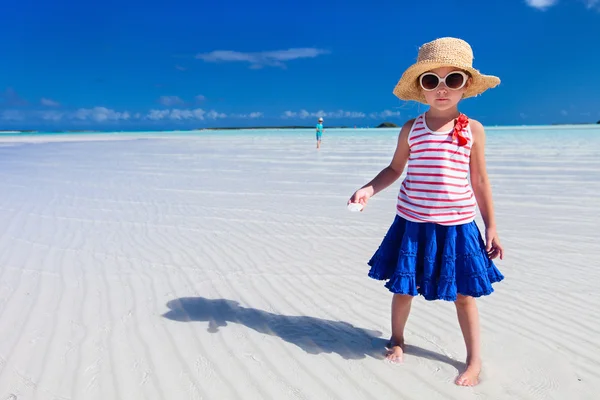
[{"x1": 2, "y1": 123, "x2": 600, "y2": 139}]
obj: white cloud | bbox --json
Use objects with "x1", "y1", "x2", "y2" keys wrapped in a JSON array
[
  {"x1": 72, "y1": 107, "x2": 131, "y2": 122},
  {"x1": 147, "y1": 110, "x2": 171, "y2": 121},
  {"x1": 231, "y1": 112, "x2": 264, "y2": 119},
  {"x1": 41, "y1": 98, "x2": 60, "y2": 107},
  {"x1": 196, "y1": 48, "x2": 329, "y2": 69},
  {"x1": 338, "y1": 111, "x2": 366, "y2": 118},
  {"x1": 175, "y1": 65, "x2": 188, "y2": 71},
  {"x1": 282, "y1": 109, "x2": 366, "y2": 119},
  {"x1": 1, "y1": 107, "x2": 256, "y2": 124},
  {"x1": 381, "y1": 110, "x2": 401, "y2": 118},
  {"x1": 525, "y1": 0, "x2": 558, "y2": 9},
  {"x1": 528, "y1": 0, "x2": 600, "y2": 10},
  {"x1": 206, "y1": 110, "x2": 227, "y2": 119},
  {"x1": 282, "y1": 110, "x2": 308, "y2": 119},
  {"x1": 195, "y1": 95, "x2": 206, "y2": 102},
  {"x1": 158, "y1": 96, "x2": 185, "y2": 107},
  {"x1": 40, "y1": 111, "x2": 64, "y2": 121},
  {"x1": 369, "y1": 110, "x2": 401, "y2": 119},
  {"x1": 2, "y1": 108, "x2": 133, "y2": 123},
  {"x1": 145, "y1": 108, "x2": 227, "y2": 121},
  {"x1": 168, "y1": 109, "x2": 195, "y2": 120}
]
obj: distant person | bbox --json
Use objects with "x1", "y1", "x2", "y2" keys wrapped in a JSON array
[
  {"x1": 316, "y1": 117, "x2": 324, "y2": 149},
  {"x1": 348, "y1": 37, "x2": 504, "y2": 387}
]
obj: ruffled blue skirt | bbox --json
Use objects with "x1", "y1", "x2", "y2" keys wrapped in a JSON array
[{"x1": 368, "y1": 215, "x2": 504, "y2": 301}]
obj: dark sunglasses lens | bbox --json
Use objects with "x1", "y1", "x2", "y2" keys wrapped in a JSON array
[
  {"x1": 420, "y1": 74, "x2": 439, "y2": 90},
  {"x1": 445, "y1": 72, "x2": 465, "y2": 89}
]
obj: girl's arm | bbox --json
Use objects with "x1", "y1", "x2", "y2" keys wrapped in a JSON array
[
  {"x1": 351, "y1": 119, "x2": 412, "y2": 201},
  {"x1": 469, "y1": 119, "x2": 504, "y2": 260}
]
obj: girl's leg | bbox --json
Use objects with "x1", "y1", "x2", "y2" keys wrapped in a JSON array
[
  {"x1": 386, "y1": 294, "x2": 413, "y2": 362},
  {"x1": 454, "y1": 294, "x2": 482, "y2": 386}
]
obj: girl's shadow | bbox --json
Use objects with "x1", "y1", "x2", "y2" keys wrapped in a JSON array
[{"x1": 162, "y1": 297, "x2": 464, "y2": 370}]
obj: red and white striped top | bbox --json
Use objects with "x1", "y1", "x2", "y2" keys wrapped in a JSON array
[{"x1": 396, "y1": 114, "x2": 476, "y2": 226}]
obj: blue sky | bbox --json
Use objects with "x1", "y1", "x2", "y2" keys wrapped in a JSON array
[{"x1": 1, "y1": 0, "x2": 600, "y2": 130}]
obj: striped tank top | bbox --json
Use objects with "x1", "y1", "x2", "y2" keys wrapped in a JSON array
[{"x1": 396, "y1": 113, "x2": 477, "y2": 226}]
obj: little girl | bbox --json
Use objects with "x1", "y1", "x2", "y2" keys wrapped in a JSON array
[{"x1": 349, "y1": 37, "x2": 504, "y2": 387}]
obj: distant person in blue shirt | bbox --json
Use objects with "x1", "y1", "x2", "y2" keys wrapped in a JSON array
[{"x1": 316, "y1": 117, "x2": 324, "y2": 149}]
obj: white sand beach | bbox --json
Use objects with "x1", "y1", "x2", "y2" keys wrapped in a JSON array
[{"x1": 0, "y1": 127, "x2": 599, "y2": 400}]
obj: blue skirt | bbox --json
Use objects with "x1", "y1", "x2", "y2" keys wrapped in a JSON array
[{"x1": 368, "y1": 215, "x2": 504, "y2": 301}]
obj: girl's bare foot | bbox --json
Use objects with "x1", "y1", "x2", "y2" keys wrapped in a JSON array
[
  {"x1": 455, "y1": 359, "x2": 481, "y2": 386},
  {"x1": 385, "y1": 339, "x2": 405, "y2": 363}
]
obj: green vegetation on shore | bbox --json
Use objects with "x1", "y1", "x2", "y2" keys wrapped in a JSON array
[{"x1": 376, "y1": 122, "x2": 399, "y2": 128}]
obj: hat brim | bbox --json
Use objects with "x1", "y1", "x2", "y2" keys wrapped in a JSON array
[{"x1": 392, "y1": 62, "x2": 500, "y2": 104}]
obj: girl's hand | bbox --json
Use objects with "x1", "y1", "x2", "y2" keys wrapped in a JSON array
[
  {"x1": 485, "y1": 227, "x2": 504, "y2": 260},
  {"x1": 348, "y1": 187, "x2": 374, "y2": 211}
]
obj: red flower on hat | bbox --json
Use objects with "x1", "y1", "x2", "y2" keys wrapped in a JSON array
[{"x1": 453, "y1": 114, "x2": 469, "y2": 146}]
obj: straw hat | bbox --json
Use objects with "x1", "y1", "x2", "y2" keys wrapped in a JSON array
[{"x1": 393, "y1": 37, "x2": 500, "y2": 104}]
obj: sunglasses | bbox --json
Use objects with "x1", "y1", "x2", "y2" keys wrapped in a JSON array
[{"x1": 419, "y1": 71, "x2": 469, "y2": 91}]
